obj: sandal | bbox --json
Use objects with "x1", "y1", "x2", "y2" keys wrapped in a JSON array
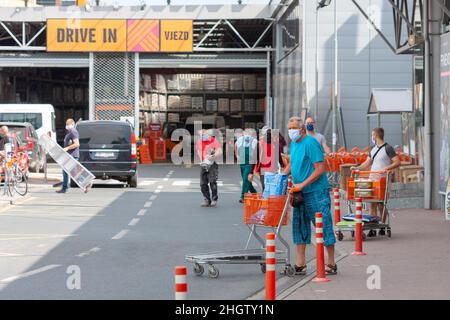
[
  {"x1": 294, "y1": 264, "x2": 307, "y2": 275},
  {"x1": 325, "y1": 263, "x2": 338, "y2": 275}
]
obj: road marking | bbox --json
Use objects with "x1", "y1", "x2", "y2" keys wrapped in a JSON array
[
  {"x1": 168, "y1": 170, "x2": 174, "y2": 175},
  {"x1": 163, "y1": 178, "x2": 169, "y2": 181},
  {"x1": 149, "y1": 195, "x2": 157, "y2": 201},
  {"x1": 112, "y1": 229, "x2": 129, "y2": 240},
  {"x1": 0, "y1": 264, "x2": 61, "y2": 283},
  {"x1": 172, "y1": 180, "x2": 191, "y2": 186},
  {"x1": 137, "y1": 209, "x2": 147, "y2": 216},
  {"x1": 155, "y1": 189, "x2": 161, "y2": 194},
  {"x1": 157, "y1": 185, "x2": 164, "y2": 189},
  {"x1": 0, "y1": 252, "x2": 25, "y2": 257},
  {"x1": 144, "y1": 201, "x2": 153, "y2": 208},
  {"x1": 139, "y1": 181, "x2": 156, "y2": 186},
  {"x1": 76, "y1": 247, "x2": 101, "y2": 258},
  {"x1": 0, "y1": 234, "x2": 76, "y2": 241},
  {"x1": 128, "y1": 218, "x2": 140, "y2": 226}
]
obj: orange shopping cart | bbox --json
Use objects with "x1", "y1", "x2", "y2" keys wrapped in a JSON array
[
  {"x1": 185, "y1": 193, "x2": 294, "y2": 278},
  {"x1": 335, "y1": 170, "x2": 391, "y2": 241}
]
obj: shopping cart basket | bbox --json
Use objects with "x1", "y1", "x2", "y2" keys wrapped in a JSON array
[
  {"x1": 185, "y1": 193, "x2": 295, "y2": 278},
  {"x1": 335, "y1": 170, "x2": 392, "y2": 241}
]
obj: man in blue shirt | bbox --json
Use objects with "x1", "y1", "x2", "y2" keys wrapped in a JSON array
[{"x1": 285, "y1": 117, "x2": 337, "y2": 275}]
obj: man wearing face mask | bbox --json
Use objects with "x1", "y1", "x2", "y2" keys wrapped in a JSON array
[
  {"x1": 196, "y1": 129, "x2": 222, "y2": 207},
  {"x1": 284, "y1": 117, "x2": 337, "y2": 276},
  {"x1": 56, "y1": 118, "x2": 80, "y2": 194},
  {"x1": 352, "y1": 127, "x2": 400, "y2": 236},
  {"x1": 235, "y1": 128, "x2": 258, "y2": 203},
  {"x1": 306, "y1": 116, "x2": 330, "y2": 154}
]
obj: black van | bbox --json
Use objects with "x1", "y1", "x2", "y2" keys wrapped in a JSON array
[{"x1": 76, "y1": 120, "x2": 138, "y2": 188}]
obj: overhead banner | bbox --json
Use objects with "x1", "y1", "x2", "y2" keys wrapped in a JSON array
[
  {"x1": 47, "y1": 19, "x2": 127, "y2": 52},
  {"x1": 47, "y1": 19, "x2": 192, "y2": 52},
  {"x1": 160, "y1": 20, "x2": 193, "y2": 52}
]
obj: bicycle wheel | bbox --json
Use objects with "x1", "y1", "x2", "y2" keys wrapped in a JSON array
[{"x1": 13, "y1": 168, "x2": 28, "y2": 196}]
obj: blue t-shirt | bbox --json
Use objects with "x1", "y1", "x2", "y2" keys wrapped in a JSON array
[
  {"x1": 64, "y1": 129, "x2": 80, "y2": 158},
  {"x1": 290, "y1": 135, "x2": 329, "y2": 194}
]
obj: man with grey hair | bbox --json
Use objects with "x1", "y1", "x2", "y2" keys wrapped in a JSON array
[{"x1": 285, "y1": 116, "x2": 337, "y2": 275}]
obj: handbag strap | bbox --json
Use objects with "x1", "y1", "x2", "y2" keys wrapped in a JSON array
[{"x1": 371, "y1": 143, "x2": 387, "y2": 162}]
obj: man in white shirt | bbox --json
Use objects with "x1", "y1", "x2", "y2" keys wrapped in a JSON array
[
  {"x1": 353, "y1": 127, "x2": 400, "y2": 236},
  {"x1": 306, "y1": 116, "x2": 331, "y2": 154}
]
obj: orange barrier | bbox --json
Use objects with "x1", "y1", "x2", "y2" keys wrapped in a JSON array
[
  {"x1": 352, "y1": 198, "x2": 366, "y2": 256},
  {"x1": 312, "y1": 212, "x2": 331, "y2": 283},
  {"x1": 243, "y1": 194, "x2": 290, "y2": 227},
  {"x1": 265, "y1": 233, "x2": 276, "y2": 300},
  {"x1": 333, "y1": 188, "x2": 341, "y2": 225},
  {"x1": 138, "y1": 145, "x2": 152, "y2": 164},
  {"x1": 175, "y1": 266, "x2": 187, "y2": 300},
  {"x1": 149, "y1": 139, "x2": 167, "y2": 161}
]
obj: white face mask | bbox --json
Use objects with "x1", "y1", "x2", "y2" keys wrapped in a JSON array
[{"x1": 288, "y1": 129, "x2": 302, "y2": 142}]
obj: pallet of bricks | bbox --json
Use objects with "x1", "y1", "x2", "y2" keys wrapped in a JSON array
[{"x1": 142, "y1": 124, "x2": 167, "y2": 163}]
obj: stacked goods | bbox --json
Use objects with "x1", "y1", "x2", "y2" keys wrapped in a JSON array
[
  {"x1": 192, "y1": 96, "x2": 204, "y2": 111},
  {"x1": 256, "y1": 98, "x2": 265, "y2": 112},
  {"x1": 151, "y1": 94, "x2": 159, "y2": 108},
  {"x1": 230, "y1": 99, "x2": 242, "y2": 113},
  {"x1": 243, "y1": 74, "x2": 257, "y2": 91},
  {"x1": 218, "y1": 98, "x2": 230, "y2": 113},
  {"x1": 244, "y1": 122, "x2": 256, "y2": 129},
  {"x1": 167, "y1": 78, "x2": 178, "y2": 91},
  {"x1": 143, "y1": 74, "x2": 152, "y2": 90},
  {"x1": 206, "y1": 99, "x2": 218, "y2": 113},
  {"x1": 53, "y1": 86, "x2": 63, "y2": 102},
  {"x1": 155, "y1": 74, "x2": 166, "y2": 91},
  {"x1": 168, "y1": 113, "x2": 180, "y2": 123},
  {"x1": 204, "y1": 74, "x2": 217, "y2": 91},
  {"x1": 64, "y1": 86, "x2": 74, "y2": 102},
  {"x1": 257, "y1": 77, "x2": 266, "y2": 92},
  {"x1": 230, "y1": 75, "x2": 243, "y2": 91},
  {"x1": 152, "y1": 113, "x2": 167, "y2": 123},
  {"x1": 257, "y1": 122, "x2": 265, "y2": 130},
  {"x1": 159, "y1": 94, "x2": 167, "y2": 111},
  {"x1": 168, "y1": 95, "x2": 180, "y2": 110},
  {"x1": 217, "y1": 74, "x2": 230, "y2": 91},
  {"x1": 142, "y1": 93, "x2": 151, "y2": 109},
  {"x1": 178, "y1": 77, "x2": 191, "y2": 91},
  {"x1": 244, "y1": 99, "x2": 256, "y2": 112},
  {"x1": 180, "y1": 95, "x2": 192, "y2": 110},
  {"x1": 191, "y1": 76, "x2": 204, "y2": 90}
]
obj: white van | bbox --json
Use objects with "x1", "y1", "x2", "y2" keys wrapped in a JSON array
[{"x1": 0, "y1": 104, "x2": 57, "y2": 142}]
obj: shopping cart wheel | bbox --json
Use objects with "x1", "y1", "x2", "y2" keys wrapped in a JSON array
[
  {"x1": 208, "y1": 265, "x2": 219, "y2": 279},
  {"x1": 387, "y1": 229, "x2": 392, "y2": 238},
  {"x1": 193, "y1": 263, "x2": 204, "y2": 276},
  {"x1": 260, "y1": 263, "x2": 266, "y2": 274},
  {"x1": 284, "y1": 265, "x2": 295, "y2": 277},
  {"x1": 351, "y1": 231, "x2": 355, "y2": 238},
  {"x1": 337, "y1": 231, "x2": 344, "y2": 241},
  {"x1": 362, "y1": 232, "x2": 367, "y2": 241}
]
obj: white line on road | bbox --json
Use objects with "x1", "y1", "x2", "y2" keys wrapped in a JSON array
[
  {"x1": 0, "y1": 252, "x2": 25, "y2": 257},
  {"x1": 128, "y1": 218, "x2": 140, "y2": 226},
  {"x1": 139, "y1": 181, "x2": 156, "y2": 186},
  {"x1": 149, "y1": 195, "x2": 157, "y2": 201},
  {"x1": 163, "y1": 178, "x2": 169, "y2": 181},
  {"x1": 76, "y1": 247, "x2": 101, "y2": 258},
  {"x1": 112, "y1": 229, "x2": 129, "y2": 240},
  {"x1": 155, "y1": 189, "x2": 161, "y2": 194},
  {"x1": 157, "y1": 185, "x2": 164, "y2": 189},
  {"x1": 137, "y1": 209, "x2": 147, "y2": 216},
  {"x1": 172, "y1": 180, "x2": 191, "y2": 186},
  {"x1": 0, "y1": 265, "x2": 61, "y2": 283},
  {"x1": 144, "y1": 201, "x2": 153, "y2": 208}
]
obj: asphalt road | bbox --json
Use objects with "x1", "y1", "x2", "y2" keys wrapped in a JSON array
[{"x1": 0, "y1": 164, "x2": 314, "y2": 299}]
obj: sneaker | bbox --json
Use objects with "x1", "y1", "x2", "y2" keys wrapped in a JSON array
[
  {"x1": 201, "y1": 200, "x2": 211, "y2": 207},
  {"x1": 56, "y1": 189, "x2": 67, "y2": 194},
  {"x1": 210, "y1": 200, "x2": 217, "y2": 207},
  {"x1": 294, "y1": 264, "x2": 307, "y2": 275}
]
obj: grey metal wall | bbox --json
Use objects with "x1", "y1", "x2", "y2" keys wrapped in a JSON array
[
  {"x1": 302, "y1": 0, "x2": 413, "y2": 148},
  {"x1": 273, "y1": 0, "x2": 304, "y2": 138}
]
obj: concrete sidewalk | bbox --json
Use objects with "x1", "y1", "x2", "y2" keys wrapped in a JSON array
[{"x1": 280, "y1": 208, "x2": 450, "y2": 300}]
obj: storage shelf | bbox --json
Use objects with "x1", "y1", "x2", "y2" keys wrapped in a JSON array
[{"x1": 141, "y1": 89, "x2": 266, "y2": 95}]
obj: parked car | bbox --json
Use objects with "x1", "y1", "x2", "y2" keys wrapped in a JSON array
[
  {"x1": 0, "y1": 134, "x2": 29, "y2": 180},
  {"x1": 0, "y1": 122, "x2": 45, "y2": 173},
  {"x1": 0, "y1": 104, "x2": 57, "y2": 142},
  {"x1": 76, "y1": 120, "x2": 138, "y2": 188}
]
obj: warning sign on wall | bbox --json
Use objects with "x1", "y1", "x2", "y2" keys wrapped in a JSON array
[
  {"x1": 47, "y1": 19, "x2": 127, "y2": 52},
  {"x1": 160, "y1": 20, "x2": 193, "y2": 53}
]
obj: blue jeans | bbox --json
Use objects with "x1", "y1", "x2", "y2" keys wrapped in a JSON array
[{"x1": 62, "y1": 157, "x2": 78, "y2": 190}]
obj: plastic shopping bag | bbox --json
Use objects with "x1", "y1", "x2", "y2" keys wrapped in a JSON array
[
  {"x1": 275, "y1": 173, "x2": 289, "y2": 196},
  {"x1": 262, "y1": 173, "x2": 277, "y2": 199}
]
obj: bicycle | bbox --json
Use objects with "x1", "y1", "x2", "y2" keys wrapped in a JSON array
[{"x1": 1, "y1": 154, "x2": 28, "y2": 198}]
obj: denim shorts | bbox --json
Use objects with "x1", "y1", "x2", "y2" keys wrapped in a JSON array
[{"x1": 291, "y1": 189, "x2": 336, "y2": 247}]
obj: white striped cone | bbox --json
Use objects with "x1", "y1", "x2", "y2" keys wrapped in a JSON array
[
  {"x1": 266, "y1": 233, "x2": 276, "y2": 300},
  {"x1": 175, "y1": 266, "x2": 187, "y2": 300}
]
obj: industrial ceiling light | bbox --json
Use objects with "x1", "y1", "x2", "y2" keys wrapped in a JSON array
[
  {"x1": 140, "y1": 0, "x2": 146, "y2": 11},
  {"x1": 317, "y1": 0, "x2": 332, "y2": 10},
  {"x1": 113, "y1": 1, "x2": 120, "y2": 10},
  {"x1": 85, "y1": 3, "x2": 92, "y2": 12}
]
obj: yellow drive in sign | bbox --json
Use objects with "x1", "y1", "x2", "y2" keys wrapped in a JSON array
[
  {"x1": 47, "y1": 19, "x2": 127, "y2": 52},
  {"x1": 160, "y1": 20, "x2": 193, "y2": 52}
]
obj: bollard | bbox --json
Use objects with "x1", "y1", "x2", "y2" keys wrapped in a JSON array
[
  {"x1": 333, "y1": 188, "x2": 341, "y2": 225},
  {"x1": 352, "y1": 198, "x2": 366, "y2": 256},
  {"x1": 175, "y1": 266, "x2": 188, "y2": 300},
  {"x1": 312, "y1": 212, "x2": 331, "y2": 282},
  {"x1": 265, "y1": 233, "x2": 276, "y2": 300}
]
